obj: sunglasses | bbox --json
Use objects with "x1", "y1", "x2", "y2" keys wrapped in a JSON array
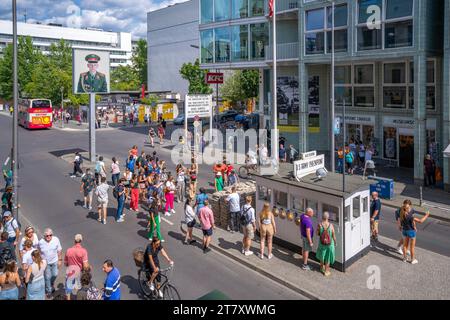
[{"x1": 45, "y1": 234, "x2": 53, "y2": 237}]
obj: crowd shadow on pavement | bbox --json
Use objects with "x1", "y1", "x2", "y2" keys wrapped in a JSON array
[
  {"x1": 121, "y1": 275, "x2": 148, "y2": 300},
  {"x1": 85, "y1": 207, "x2": 118, "y2": 221},
  {"x1": 369, "y1": 240, "x2": 404, "y2": 262},
  {"x1": 73, "y1": 199, "x2": 84, "y2": 208},
  {"x1": 168, "y1": 230, "x2": 203, "y2": 250},
  {"x1": 137, "y1": 229, "x2": 149, "y2": 240}
]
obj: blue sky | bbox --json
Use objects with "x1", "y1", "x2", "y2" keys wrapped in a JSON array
[{"x1": 0, "y1": 0, "x2": 188, "y2": 39}]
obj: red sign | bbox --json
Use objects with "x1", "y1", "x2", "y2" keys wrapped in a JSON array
[{"x1": 205, "y1": 72, "x2": 224, "y2": 84}]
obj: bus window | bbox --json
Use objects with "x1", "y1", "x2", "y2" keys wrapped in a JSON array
[
  {"x1": 344, "y1": 205, "x2": 350, "y2": 222},
  {"x1": 291, "y1": 195, "x2": 304, "y2": 212},
  {"x1": 274, "y1": 190, "x2": 288, "y2": 208},
  {"x1": 322, "y1": 203, "x2": 340, "y2": 223},
  {"x1": 305, "y1": 199, "x2": 318, "y2": 214},
  {"x1": 362, "y1": 196, "x2": 369, "y2": 213},
  {"x1": 353, "y1": 196, "x2": 361, "y2": 219},
  {"x1": 32, "y1": 100, "x2": 51, "y2": 108},
  {"x1": 258, "y1": 186, "x2": 271, "y2": 202}
]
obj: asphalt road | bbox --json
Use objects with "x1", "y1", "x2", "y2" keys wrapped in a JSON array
[
  {"x1": 0, "y1": 114, "x2": 305, "y2": 300},
  {"x1": 1, "y1": 114, "x2": 450, "y2": 300}
]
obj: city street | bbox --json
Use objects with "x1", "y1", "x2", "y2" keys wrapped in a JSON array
[{"x1": 0, "y1": 114, "x2": 307, "y2": 300}]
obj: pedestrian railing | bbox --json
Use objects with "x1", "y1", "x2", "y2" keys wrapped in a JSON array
[{"x1": 265, "y1": 42, "x2": 299, "y2": 61}]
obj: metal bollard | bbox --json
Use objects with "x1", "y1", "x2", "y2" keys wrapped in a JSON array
[{"x1": 419, "y1": 186, "x2": 423, "y2": 207}]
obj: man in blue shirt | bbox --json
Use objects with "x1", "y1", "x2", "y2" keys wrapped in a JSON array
[
  {"x1": 370, "y1": 192, "x2": 381, "y2": 241},
  {"x1": 102, "y1": 260, "x2": 121, "y2": 300}
]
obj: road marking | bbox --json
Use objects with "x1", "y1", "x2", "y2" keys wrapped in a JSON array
[{"x1": 161, "y1": 216, "x2": 174, "y2": 226}]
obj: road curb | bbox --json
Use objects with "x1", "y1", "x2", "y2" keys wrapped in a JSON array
[
  {"x1": 189, "y1": 230, "x2": 322, "y2": 300},
  {"x1": 382, "y1": 201, "x2": 450, "y2": 223}
]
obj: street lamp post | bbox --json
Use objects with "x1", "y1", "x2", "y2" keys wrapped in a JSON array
[
  {"x1": 12, "y1": 0, "x2": 19, "y2": 222},
  {"x1": 328, "y1": 0, "x2": 336, "y2": 173},
  {"x1": 60, "y1": 87, "x2": 64, "y2": 128}
]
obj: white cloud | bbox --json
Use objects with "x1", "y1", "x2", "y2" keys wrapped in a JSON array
[{"x1": 0, "y1": 0, "x2": 190, "y2": 38}]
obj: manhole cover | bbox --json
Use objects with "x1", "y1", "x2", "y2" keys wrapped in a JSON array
[{"x1": 49, "y1": 148, "x2": 87, "y2": 158}]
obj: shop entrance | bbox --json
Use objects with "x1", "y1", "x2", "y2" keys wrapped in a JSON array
[{"x1": 399, "y1": 134, "x2": 414, "y2": 168}]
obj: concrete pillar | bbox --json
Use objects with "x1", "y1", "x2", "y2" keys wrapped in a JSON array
[
  {"x1": 443, "y1": 0, "x2": 450, "y2": 191},
  {"x1": 414, "y1": 55, "x2": 427, "y2": 185},
  {"x1": 298, "y1": 62, "x2": 308, "y2": 153}
]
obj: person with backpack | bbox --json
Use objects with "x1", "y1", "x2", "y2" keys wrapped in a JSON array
[
  {"x1": 80, "y1": 169, "x2": 95, "y2": 210},
  {"x1": 71, "y1": 152, "x2": 83, "y2": 178},
  {"x1": 316, "y1": 212, "x2": 337, "y2": 277},
  {"x1": 114, "y1": 179, "x2": 126, "y2": 223},
  {"x1": 225, "y1": 186, "x2": 240, "y2": 233},
  {"x1": 1, "y1": 211, "x2": 20, "y2": 247},
  {"x1": 300, "y1": 208, "x2": 315, "y2": 271},
  {"x1": 345, "y1": 146, "x2": 354, "y2": 175},
  {"x1": 0, "y1": 231, "x2": 16, "y2": 272},
  {"x1": 95, "y1": 156, "x2": 106, "y2": 185},
  {"x1": 241, "y1": 196, "x2": 256, "y2": 256},
  {"x1": 1, "y1": 186, "x2": 13, "y2": 213}
]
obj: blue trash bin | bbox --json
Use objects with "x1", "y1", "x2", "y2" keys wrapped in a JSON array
[{"x1": 369, "y1": 177, "x2": 394, "y2": 200}]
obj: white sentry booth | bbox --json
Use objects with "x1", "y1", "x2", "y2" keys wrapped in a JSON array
[{"x1": 253, "y1": 164, "x2": 372, "y2": 272}]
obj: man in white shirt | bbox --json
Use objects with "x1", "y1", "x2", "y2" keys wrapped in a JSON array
[
  {"x1": 225, "y1": 186, "x2": 241, "y2": 233},
  {"x1": 96, "y1": 176, "x2": 110, "y2": 224},
  {"x1": 38, "y1": 228, "x2": 62, "y2": 299},
  {"x1": 241, "y1": 196, "x2": 256, "y2": 256}
]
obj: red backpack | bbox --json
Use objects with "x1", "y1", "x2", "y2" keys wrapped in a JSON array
[{"x1": 320, "y1": 224, "x2": 331, "y2": 245}]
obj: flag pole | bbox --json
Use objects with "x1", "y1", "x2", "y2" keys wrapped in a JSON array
[{"x1": 272, "y1": 0, "x2": 279, "y2": 162}]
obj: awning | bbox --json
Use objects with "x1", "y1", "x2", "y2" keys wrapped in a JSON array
[{"x1": 445, "y1": 144, "x2": 450, "y2": 158}]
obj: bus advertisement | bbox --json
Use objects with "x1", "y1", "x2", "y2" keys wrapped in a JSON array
[{"x1": 18, "y1": 99, "x2": 53, "y2": 129}]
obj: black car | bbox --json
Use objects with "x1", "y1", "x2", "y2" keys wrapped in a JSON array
[{"x1": 215, "y1": 110, "x2": 239, "y2": 123}]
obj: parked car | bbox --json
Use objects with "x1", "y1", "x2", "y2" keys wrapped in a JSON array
[
  {"x1": 174, "y1": 113, "x2": 210, "y2": 125},
  {"x1": 214, "y1": 110, "x2": 239, "y2": 123}
]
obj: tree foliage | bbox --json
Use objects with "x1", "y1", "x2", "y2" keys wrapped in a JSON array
[
  {"x1": 179, "y1": 59, "x2": 212, "y2": 94},
  {"x1": 131, "y1": 39, "x2": 148, "y2": 87},
  {"x1": 221, "y1": 70, "x2": 259, "y2": 106},
  {"x1": 141, "y1": 94, "x2": 158, "y2": 106},
  {"x1": 111, "y1": 65, "x2": 140, "y2": 91}
]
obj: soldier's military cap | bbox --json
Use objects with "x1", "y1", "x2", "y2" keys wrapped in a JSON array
[{"x1": 85, "y1": 54, "x2": 101, "y2": 63}]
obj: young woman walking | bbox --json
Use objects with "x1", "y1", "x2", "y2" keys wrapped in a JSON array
[
  {"x1": 164, "y1": 176, "x2": 176, "y2": 216},
  {"x1": 130, "y1": 174, "x2": 140, "y2": 212},
  {"x1": 258, "y1": 202, "x2": 276, "y2": 259}
]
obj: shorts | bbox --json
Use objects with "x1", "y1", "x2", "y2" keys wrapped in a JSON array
[
  {"x1": 84, "y1": 190, "x2": 93, "y2": 198},
  {"x1": 302, "y1": 237, "x2": 313, "y2": 252},
  {"x1": 97, "y1": 200, "x2": 108, "y2": 209},
  {"x1": 371, "y1": 220, "x2": 379, "y2": 234},
  {"x1": 260, "y1": 223, "x2": 274, "y2": 238},
  {"x1": 243, "y1": 224, "x2": 255, "y2": 240},
  {"x1": 402, "y1": 230, "x2": 416, "y2": 239},
  {"x1": 187, "y1": 220, "x2": 196, "y2": 228},
  {"x1": 202, "y1": 228, "x2": 213, "y2": 237},
  {"x1": 147, "y1": 266, "x2": 161, "y2": 283}
]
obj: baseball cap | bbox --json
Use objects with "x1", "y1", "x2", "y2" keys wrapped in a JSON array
[
  {"x1": 74, "y1": 234, "x2": 83, "y2": 242},
  {"x1": 3, "y1": 211, "x2": 12, "y2": 217}
]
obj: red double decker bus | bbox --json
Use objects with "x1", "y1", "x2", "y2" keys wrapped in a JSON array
[{"x1": 18, "y1": 98, "x2": 53, "y2": 129}]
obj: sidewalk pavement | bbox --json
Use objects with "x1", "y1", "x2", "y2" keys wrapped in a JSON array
[{"x1": 190, "y1": 224, "x2": 450, "y2": 300}]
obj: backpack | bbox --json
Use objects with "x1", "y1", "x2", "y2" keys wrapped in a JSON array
[
  {"x1": 240, "y1": 206, "x2": 252, "y2": 226},
  {"x1": 0, "y1": 245, "x2": 14, "y2": 269},
  {"x1": 320, "y1": 224, "x2": 331, "y2": 246},
  {"x1": 113, "y1": 185, "x2": 120, "y2": 199},
  {"x1": 345, "y1": 152, "x2": 354, "y2": 164},
  {"x1": 78, "y1": 156, "x2": 83, "y2": 165},
  {"x1": 86, "y1": 286, "x2": 103, "y2": 300}
]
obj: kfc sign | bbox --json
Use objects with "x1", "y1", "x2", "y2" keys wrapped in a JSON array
[{"x1": 206, "y1": 72, "x2": 224, "y2": 84}]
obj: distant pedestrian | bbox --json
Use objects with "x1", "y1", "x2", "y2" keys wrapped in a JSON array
[
  {"x1": 424, "y1": 154, "x2": 436, "y2": 187},
  {"x1": 225, "y1": 186, "x2": 240, "y2": 233},
  {"x1": 183, "y1": 197, "x2": 196, "y2": 245},
  {"x1": 38, "y1": 228, "x2": 62, "y2": 299},
  {"x1": 95, "y1": 177, "x2": 110, "y2": 224},
  {"x1": 289, "y1": 144, "x2": 298, "y2": 163},
  {"x1": 64, "y1": 234, "x2": 90, "y2": 300},
  {"x1": 147, "y1": 195, "x2": 163, "y2": 242},
  {"x1": 71, "y1": 152, "x2": 83, "y2": 178},
  {"x1": 176, "y1": 164, "x2": 186, "y2": 203},
  {"x1": 198, "y1": 199, "x2": 215, "y2": 253},
  {"x1": 148, "y1": 127, "x2": 156, "y2": 147},
  {"x1": 227, "y1": 169, "x2": 239, "y2": 186},
  {"x1": 102, "y1": 260, "x2": 121, "y2": 300},
  {"x1": 345, "y1": 146, "x2": 354, "y2": 174},
  {"x1": 1, "y1": 211, "x2": 20, "y2": 247},
  {"x1": 300, "y1": 208, "x2": 314, "y2": 270},
  {"x1": 316, "y1": 212, "x2": 337, "y2": 277},
  {"x1": 158, "y1": 124, "x2": 165, "y2": 145},
  {"x1": 399, "y1": 200, "x2": 430, "y2": 264},
  {"x1": 358, "y1": 142, "x2": 366, "y2": 167},
  {"x1": 25, "y1": 250, "x2": 47, "y2": 300},
  {"x1": 80, "y1": 168, "x2": 95, "y2": 210},
  {"x1": 2, "y1": 167, "x2": 12, "y2": 190},
  {"x1": 1, "y1": 186, "x2": 13, "y2": 212},
  {"x1": 258, "y1": 202, "x2": 276, "y2": 260},
  {"x1": 129, "y1": 174, "x2": 140, "y2": 212},
  {"x1": 164, "y1": 176, "x2": 176, "y2": 216},
  {"x1": 114, "y1": 178, "x2": 126, "y2": 223},
  {"x1": 370, "y1": 192, "x2": 381, "y2": 241},
  {"x1": 214, "y1": 172, "x2": 224, "y2": 192},
  {"x1": 241, "y1": 196, "x2": 256, "y2": 256},
  {"x1": 97, "y1": 115, "x2": 101, "y2": 129},
  {"x1": 95, "y1": 156, "x2": 106, "y2": 185},
  {"x1": 195, "y1": 187, "x2": 208, "y2": 216},
  {"x1": 161, "y1": 118, "x2": 167, "y2": 130},
  {"x1": 111, "y1": 157, "x2": 121, "y2": 187},
  {"x1": 188, "y1": 160, "x2": 198, "y2": 199},
  {"x1": 279, "y1": 144, "x2": 287, "y2": 163},
  {"x1": 0, "y1": 260, "x2": 21, "y2": 300}
]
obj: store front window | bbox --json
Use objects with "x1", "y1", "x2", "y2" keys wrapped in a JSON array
[{"x1": 383, "y1": 127, "x2": 397, "y2": 160}]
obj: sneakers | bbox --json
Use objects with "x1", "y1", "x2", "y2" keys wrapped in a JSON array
[
  {"x1": 411, "y1": 259, "x2": 418, "y2": 265},
  {"x1": 158, "y1": 290, "x2": 164, "y2": 299},
  {"x1": 164, "y1": 212, "x2": 171, "y2": 217},
  {"x1": 403, "y1": 258, "x2": 408, "y2": 263},
  {"x1": 88, "y1": 206, "x2": 92, "y2": 210},
  {"x1": 70, "y1": 175, "x2": 76, "y2": 178},
  {"x1": 171, "y1": 209, "x2": 176, "y2": 214},
  {"x1": 82, "y1": 205, "x2": 88, "y2": 209},
  {"x1": 244, "y1": 251, "x2": 254, "y2": 256},
  {"x1": 267, "y1": 254, "x2": 273, "y2": 260},
  {"x1": 149, "y1": 282, "x2": 155, "y2": 291},
  {"x1": 242, "y1": 249, "x2": 245, "y2": 254},
  {"x1": 102, "y1": 220, "x2": 106, "y2": 225},
  {"x1": 397, "y1": 247, "x2": 404, "y2": 255},
  {"x1": 161, "y1": 239, "x2": 165, "y2": 243},
  {"x1": 301, "y1": 264, "x2": 311, "y2": 271},
  {"x1": 259, "y1": 253, "x2": 264, "y2": 259},
  {"x1": 116, "y1": 218, "x2": 124, "y2": 223}
]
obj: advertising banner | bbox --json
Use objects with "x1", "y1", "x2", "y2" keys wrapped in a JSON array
[{"x1": 73, "y1": 49, "x2": 110, "y2": 94}]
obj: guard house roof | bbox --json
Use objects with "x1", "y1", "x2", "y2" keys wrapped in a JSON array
[{"x1": 253, "y1": 164, "x2": 374, "y2": 199}]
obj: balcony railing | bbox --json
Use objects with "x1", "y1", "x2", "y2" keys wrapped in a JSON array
[
  {"x1": 265, "y1": 42, "x2": 299, "y2": 61},
  {"x1": 265, "y1": 0, "x2": 299, "y2": 14}
]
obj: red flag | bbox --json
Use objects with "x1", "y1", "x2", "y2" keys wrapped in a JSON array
[
  {"x1": 141, "y1": 84, "x2": 145, "y2": 99},
  {"x1": 269, "y1": 0, "x2": 274, "y2": 17}
]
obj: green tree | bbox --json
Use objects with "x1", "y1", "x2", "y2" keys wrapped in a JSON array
[
  {"x1": 131, "y1": 39, "x2": 148, "y2": 87},
  {"x1": 221, "y1": 70, "x2": 259, "y2": 106},
  {"x1": 0, "y1": 36, "x2": 42, "y2": 100},
  {"x1": 240, "y1": 70, "x2": 259, "y2": 99},
  {"x1": 180, "y1": 59, "x2": 212, "y2": 94},
  {"x1": 111, "y1": 65, "x2": 140, "y2": 91},
  {"x1": 141, "y1": 94, "x2": 158, "y2": 106}
]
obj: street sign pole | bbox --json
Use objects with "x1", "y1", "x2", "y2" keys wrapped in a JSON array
[
  {"x1": 89, "y1": 93, "x2": 96, "y2": 162},
  {"x1": 12, "y1": 0, "x2": 19, "y2": 222}
]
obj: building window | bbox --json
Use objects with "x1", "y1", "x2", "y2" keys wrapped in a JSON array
[
  {"x1": 383, "y1": 127, "x2": 397, "y2": 159},
  {"x1": 322, "y1": 203, "x2": 339, "y2": 223},
  {"x1": 357, "y1": 0, "x2": 413, "y2": 51},
  {"x1": 232, "y1": 0, "x2": 248, "y2": 19},
  {"x1": 426, "y1": 60, "x2": 436, "y2": 110},
  {"x1": 383, "y1": 62, "x2": 407, "y2": 108},
  {"x1": 306, "y1": 5, "x2": 348, "y2": 55},
  {"x1": 291, "y1": 195, "x2": 305, "y2": 212},
  {"x1": 250, "y1": 0, "x2": 265, "y2": 17},
  {"x1": 335, "y1": 65, "x2": 352, "y2": 106},
  {"x1": 201, "y1": 30, "x2": 214, "y2": 63},
  {"x1": 231, "y1": 25, "x2": 249, "y2": 62},
  {"x1": 354, "y1": 64, "x2": 375, "y2": 107},
  {"x1": 215, "y1": 27, "x2": 231, "y2": 63},
  {"x1": 251, "y1": 23, "x2": 268, "y2": 60},
  {"x1": 215, "y1": 0, "x2": 231, "y2": 21},
  {"x1": 274, "y1": 190, "x2": 288, "y2": 208}
]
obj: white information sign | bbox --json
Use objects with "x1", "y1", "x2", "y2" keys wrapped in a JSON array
[
  {"x1": 185, "y1": 94, "x2": 212, "y2": 119},
  {"x1": 300, "y1": 151, "x2": 317, "y2": 160},
  {"x1": 294, "y1": 154, "x2": 325, "y2": 180}
]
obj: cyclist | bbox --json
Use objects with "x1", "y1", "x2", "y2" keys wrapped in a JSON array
[
  {"x1": 246, "y1": 150, "x2": 258, "y2": 171},
  {"x1": 143, "y1": 236, "x2": 174, "y2": 298}
]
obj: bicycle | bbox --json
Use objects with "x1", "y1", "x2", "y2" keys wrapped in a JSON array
[
  {"x1": 238, "y1": 163, "x2": 258, "y2": 179},
  {"x1": 138, "y1": 264, "x2": 180, "y2": 300}
]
